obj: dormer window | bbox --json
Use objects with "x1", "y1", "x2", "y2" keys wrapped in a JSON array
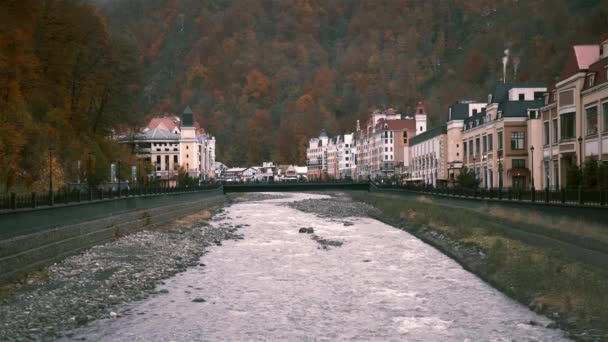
[
  {"x1": 488, "y1": 94, "x2": 493, "y2": 104},
  {"x1": 497, "y1": 111, "x2": 503, "y2": 119},
  {"x1": 588, "y1": 73, "x2": 596, "y2": 88}
]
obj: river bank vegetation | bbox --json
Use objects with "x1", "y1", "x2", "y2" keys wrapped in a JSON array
[{"x1": 353, "y1": 192, "x2": 608, "y2": 341}]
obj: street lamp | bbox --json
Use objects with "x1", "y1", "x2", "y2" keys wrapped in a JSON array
[
  {"x1": 530, "y1": 145, "x2": 535, "y2": 190},
  {"x1": 577, "y1": 136, "x2": 583, "y2": 166},
  {"x1": 49, "y1": 146, "x2": 55, "y2": 205}
]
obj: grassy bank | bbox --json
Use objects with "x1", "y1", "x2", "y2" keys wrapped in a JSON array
[{"x1": 352, "y1": 192, "x2": 608, "y2": 341}]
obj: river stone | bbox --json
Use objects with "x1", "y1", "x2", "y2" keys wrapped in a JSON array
[
  {"x1": 298, "y1": 228, "x2": 308, "y2": 233},
  {"x1": 192, "y1": 297, "x2": 206, "y2": 303}
]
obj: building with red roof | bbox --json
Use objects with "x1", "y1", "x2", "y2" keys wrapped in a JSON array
[{"x1": 125, "y1": 106, "x2": 216, "y2": 183}]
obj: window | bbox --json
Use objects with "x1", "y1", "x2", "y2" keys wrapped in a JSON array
[
  {"x1": 543, "y1": 122, "x2": 550, "y2": 145},
  {"x1": 385, "y1": 147, "x2": 388, "y2": 152},
  {"x1": 482, "y1": 136, "x2": 487, "y2": 153},
  {"x1": 603, "y1": 103, "x2": 608, "y2": 133},
  {"x1": 156, "y1": 155, "x2": 161, "y2": 170},
  {"x1": 518, "y1": 94, "x2": 525, "y2": 101},
  {"x1": 586, "y1": 106, "x2": 598, "y2": 136},
  {"x1": 475, "y1": 138, "x2": 480, "y2": 155},
  {"x1": 403, "y1": 130, "x2": 408, "y2": 144},
  {"x1": 463, "y1": 142, "x2": 467, "y2": 156},
  {"x1": 487, "y1": 134, "x2": 493, "y2": 151},
  {"x1": 420, "y1": 126, "x2": 423, "y2": 132},
  {"x1": 385, "y1": 155, "x2": 388, "y2": 160},
  {"x1": 497, "y1": 132, "x2": 503, "y2": 150},
  {"x1": 560, "y1": 112, "x2": 576, "y2": 140},
  {"x1": 173, "y1": 155, "x2": 178, "y2": 170},
  {"x1": 588, "y1": 73, "x2": 595, "y2": 88},
  {"x1": 165, "y1": 155, "x2": 169, "y2": 171},
  {"x1": 511, "y1": 132, "x2": 525, "y2": 150},
  {"x1": 552, "y1": 119, "x2": 558, "y2": 144},
  {"x1": 384, "y1": 131, "x2": 388, "y2": 138},
  {"x1": 512, "y1": 159, "x2": 526, "y2": 168}
]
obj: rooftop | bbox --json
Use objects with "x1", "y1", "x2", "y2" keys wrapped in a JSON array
[{"x1": 409, "y1": 125, "x2": 447, "y2": 146}]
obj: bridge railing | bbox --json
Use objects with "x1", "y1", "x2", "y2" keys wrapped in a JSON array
[
  {"x1": 0, "y1": 183, "x2": 223, "y2": 212},
  {"x1": 372, "y1": 183, "x2": 608, "y2": 207}
]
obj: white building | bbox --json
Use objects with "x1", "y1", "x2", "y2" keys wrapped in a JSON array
[
  {"x1": 306, "y1": 130, "x2": 330, "y2": 180},
  {"x1": 409, "y1": 125, "x2": 448, "y2": 187},
  {"x1": 128, "y1": 106, "x2": 216, "y2": 182}
]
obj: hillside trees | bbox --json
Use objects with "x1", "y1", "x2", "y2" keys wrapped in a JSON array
[{"x1": 0, "y1": 0, "x2": 141, "y2": 192}]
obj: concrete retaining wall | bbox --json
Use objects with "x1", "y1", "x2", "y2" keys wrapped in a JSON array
[{"x1": 0, "y1": 192, "x2": 226, "y2": 285}]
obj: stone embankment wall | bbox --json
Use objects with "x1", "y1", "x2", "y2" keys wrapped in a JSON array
[{"x1": 0, "y1": 190, "x2": 225, "y2": 285}]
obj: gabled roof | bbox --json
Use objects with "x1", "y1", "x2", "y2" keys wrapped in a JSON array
[
  {"x1": 375, "y1": 118, "x2": 416, "y2": 131},
  {"x1": 559, "y1": 45, "x2": 599, "y2": 80},
  {"x1": 136, "y1": 127, "x2": 179, "y2": 141},
  {"x1": 146, "y1": 116, "x2": 179, "y2": 132}
]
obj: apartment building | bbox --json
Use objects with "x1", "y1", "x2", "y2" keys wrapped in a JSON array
[
  {"x1": 462, "y1": 84, "x2": 546, "y2": 190},
  {"x1": 541, "y1": 41, "x2": 607, "y2": 189},
  {"x1": 306, "y1": 130, "x2": 329, "y2": 180},
  {"x1": 409, "y1": 125, "x2": 448, "y2": 187}
]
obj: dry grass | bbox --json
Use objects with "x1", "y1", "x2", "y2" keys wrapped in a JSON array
[
  {"x1": 356, "y1": 192, "x2": 608, "y2": 336},
  {"x1": 485, "y1": 206, "x2": 608, "y2": 244},
  {"x1": 415, "y1": 195, "x2": 433, "y2": 204},
  {"x1": 173, "y1": 208, "x2": 214, "y2": 226}
]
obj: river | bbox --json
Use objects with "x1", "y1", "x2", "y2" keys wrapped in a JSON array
[{"x1": 66, "y1": 193, "x2": 568, "y2": 341}]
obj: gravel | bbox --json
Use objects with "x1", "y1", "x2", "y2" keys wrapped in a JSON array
[
  {"x1": 0, "y1": 210, "x2": 241, "y2": 341},
  {"x1": 286, "y1": 192, "x2": 380, "y2": 219}
]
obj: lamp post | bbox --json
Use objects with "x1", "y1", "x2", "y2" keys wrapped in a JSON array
[
  {"x1": 87, "y1": 152, "x2": 93, "y2": 198},
  {"x1": 49, "y1": 147, "x2": 55, "y2": 205},
  {"x1": 117, "y1": 159, "x2": 122, "y2": 197},
  {"x1": 530, "y1": 145, "x2": 535, "y2": 190},
  {"x1": 577, "y1": 136, "x2": 583, "y2": 166}
]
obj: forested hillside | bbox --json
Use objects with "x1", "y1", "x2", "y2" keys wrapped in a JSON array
[
  {"x1": 1, "y1": 0, "x2": 607, "y2": 191},
  {"x1": 95, "y1": 0, "x2": 608, "y2": 165},
  {"x1": 0, "y1": 0, "x2": 142, "y2": 191}
]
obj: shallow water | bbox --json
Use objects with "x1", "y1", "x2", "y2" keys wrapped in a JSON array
[{"x1": 66, "y1": 193, "x2": 569, "y2": 341}]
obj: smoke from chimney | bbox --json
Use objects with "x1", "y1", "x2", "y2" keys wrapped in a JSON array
[{"x1": 502, "y1": 49, "x2": 510, "y2": 83}]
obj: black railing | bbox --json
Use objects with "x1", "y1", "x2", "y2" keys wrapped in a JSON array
[
  {"x1": 373, "y1": 183, "x2": 608, "y2": 207},
  {"x1": 0, "y1": 183, "x2": 222, "y2": 212}
]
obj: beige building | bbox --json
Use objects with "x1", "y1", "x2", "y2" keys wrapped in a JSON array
[
  {"x1": 541, "y1": 41, "x2": 607, "y2": 189},
  {"x1": 127, "y1": 106, "x2": 216, "y2": 182},
  {"x1": 461, "y1": 84, "x2": 546, "y2": 190},
  {"x1": 446, "y1": 101, "x2": 487, "y2": 184}
]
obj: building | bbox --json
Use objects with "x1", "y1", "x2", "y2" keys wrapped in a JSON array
[
  {"x1": 409, "y1": 125, "x2": 448, "y2": 186},
  {"x1": 541, "y1": 41, "x2": 606, "y2": 189},
  {"x1": 306, "y1": 130, "x2": 329, "y2": 180},
  {"x1": 127, "y1": 106, "x2": 216, "y2": 183},
  {"x1": 355, "y1": 105, "x2": 426, "y2": 180},
  {"x1": 461, "y1": 84, "x2": 546, "y2": 190}
]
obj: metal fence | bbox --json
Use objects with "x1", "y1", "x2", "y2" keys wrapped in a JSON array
[
  {"x1": 0, "y1": 183, "x2": 222, "y2": 211},
  {"x1": 373, "y1": 184, "x2": 608, "y2": 207}
]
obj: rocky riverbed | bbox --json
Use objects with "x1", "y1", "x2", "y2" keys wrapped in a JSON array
[
  {"x1": 0, "y1": 208, "x2": 241, "y2": 341},
  {"x1": 286, "y1": 191, "x2": 381, "y2": 218}
]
